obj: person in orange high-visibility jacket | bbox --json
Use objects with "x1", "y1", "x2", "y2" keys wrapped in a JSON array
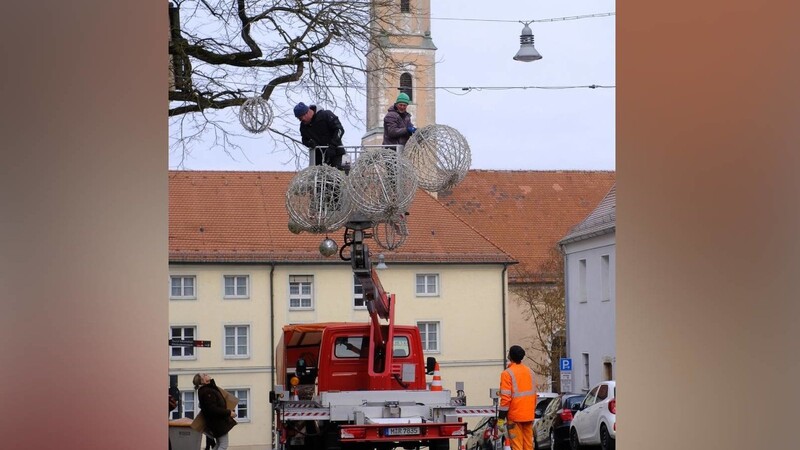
[{"x1": 497, "y1": 345, "x2": 537, "y2": 450}]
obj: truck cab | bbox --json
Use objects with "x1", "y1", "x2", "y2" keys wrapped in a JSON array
[{"x1": 276, "y1": 322, "x2": 429, "y2": 395}]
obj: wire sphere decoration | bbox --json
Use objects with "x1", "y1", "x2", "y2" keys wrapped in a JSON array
[
  {"x1": 345, "y1": 148, "x2": 418, "y2": 222},
  {"x1": 372, "y1": 215, "x2": 409, "y2": 251},
  {"x1": 238, "y1": 96, "x2": 272, "y2": 134},
  {"x1": 404, "y1": 124, "x2": 471, "y2": 192},
  {"x1": 285, "y1": 165, "x2": 353, "y2": 233}
]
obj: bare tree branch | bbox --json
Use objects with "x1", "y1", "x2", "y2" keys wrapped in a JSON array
[
  {"x1": 168, "y1": 0, "x2": 408, "y2": 163},
  {"x1": 510, "y1": 246, "x2": 567, "y2": 391}
]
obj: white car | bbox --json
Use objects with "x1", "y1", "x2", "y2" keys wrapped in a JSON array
[{"x1": 568, "y1": 381, "x2": 616, "y2": 450}]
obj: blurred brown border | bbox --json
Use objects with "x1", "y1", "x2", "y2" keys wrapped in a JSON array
[
  {"x1": 2, "y1": 0, "x2": 799, "y2": 448},
  {"x1": 618, "y1": 1, "x2": 800, "y2": 448},
  {"x1": 0, "y1": 0, "x2": 167, "y2": 448}
]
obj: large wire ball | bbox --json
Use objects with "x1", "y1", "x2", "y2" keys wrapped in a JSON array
[
  {"x1": 345, "y1": 148, "x2": 418, "y2": 222},
  {"x1": 404, "y1": 124, "x2": 471, "y2": 192},
  {"x1": 372, "y1": 215, "x2": 409, "y2": 251},
  {"x1": 238, "y1": 96, "x2": 272, "y2": 133},
  {"x1": 285, "y1": 165, "x2": 353, "y2": 233}
]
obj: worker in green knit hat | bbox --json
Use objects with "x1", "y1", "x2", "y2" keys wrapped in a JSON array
[{"x1": 382, "y1": 92, "x2": 417, "y2": 148}]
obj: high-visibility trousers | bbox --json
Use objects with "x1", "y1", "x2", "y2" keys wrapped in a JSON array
[{"x1": 507, "y1": 420, "x2": 533, "y2": 450}]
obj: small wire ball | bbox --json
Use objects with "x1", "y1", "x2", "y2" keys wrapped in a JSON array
[
  {"x1": 238, "y1": 96, "x2": 272, "y2": 134},
  {"x1": 345, "y1": 148, "x2": 418, "y2": 222},
  {"x1": 285, "y1": 165, "x2": 353, "y2": 233},
  {"x1": 372, "y1": 215, "x2": 409, "y2": 251},
  {"x1": 404, "y1": 124, "x2": 471, "y2": 192}
]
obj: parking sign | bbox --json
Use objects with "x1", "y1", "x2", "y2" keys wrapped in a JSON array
[{"x1": 559, "y1": 358, "x2": 572, "y2": 371}]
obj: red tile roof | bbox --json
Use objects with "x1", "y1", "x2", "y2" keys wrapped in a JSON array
[
  {"x1": 169, "y1": 171, "x2": 515, "y2": 265},
  {"x1": 437, "y1": 170, "x2": 616, "y2": 282}
]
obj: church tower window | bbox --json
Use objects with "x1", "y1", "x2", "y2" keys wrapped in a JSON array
[{"x1": 400, "y1": 72, "x2": 413, "y2": 102}]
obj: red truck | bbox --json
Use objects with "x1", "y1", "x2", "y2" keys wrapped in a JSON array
[{"x1": 270, "y1": 221, "x2": 494, "y2": 450}]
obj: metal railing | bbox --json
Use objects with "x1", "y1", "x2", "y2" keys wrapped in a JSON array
[{"x1": 308, "y1": 144, "x2": 404, "y2": 167}]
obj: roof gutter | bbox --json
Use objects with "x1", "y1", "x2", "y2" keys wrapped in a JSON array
[{"x1": 559, "y1": 225, "x2": 615, "y2": 246}]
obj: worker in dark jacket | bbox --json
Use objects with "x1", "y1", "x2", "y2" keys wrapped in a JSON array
[
  {"x1": 294, "y1": 102, "x2": 347, "y2": 169},
  {"x1": 193, "y1": 373, "x2": 237, "y2": 450},
  {"x1": 382, "y1": 92, "x2": 416, "y2": 148}
]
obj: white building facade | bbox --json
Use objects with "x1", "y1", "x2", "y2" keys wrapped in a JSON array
[{"x1": 560, "y1": 185, "x2": 616, "y2": 392}]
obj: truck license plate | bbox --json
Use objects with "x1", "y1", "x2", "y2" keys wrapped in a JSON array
[{"x1": 385, "y1": 427, "x2": 420, "y2": 436}]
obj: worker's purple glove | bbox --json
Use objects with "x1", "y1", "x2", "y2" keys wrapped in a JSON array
[{"x1": 407, "y1": 126, "x2": 417, "y2": 134}]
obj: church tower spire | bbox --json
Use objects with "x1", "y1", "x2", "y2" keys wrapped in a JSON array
[{"x1": 362, "y1": 0, "x2": 436, "y2": 146}]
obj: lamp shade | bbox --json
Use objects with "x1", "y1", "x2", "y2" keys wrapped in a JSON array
[
  {"x1": 513, "y1": 24, "x2": 542, "y2": 62},
  {"x1": 376, "y1": 253, "x2": 388, "y2": 270}
]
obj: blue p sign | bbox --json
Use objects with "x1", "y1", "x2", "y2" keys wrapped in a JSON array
[{"x1": 560, "y1": 358, "x2": 572, "y2": 371}]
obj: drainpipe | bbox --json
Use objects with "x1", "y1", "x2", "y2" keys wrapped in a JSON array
[
  {"x1": 269, "y1": 263, "x2": 276, "y2": 391},
  {"x1": 501, "y1": 264, "x2": 508, "y2": 365},
  {"x1": 560, "y1": 245, "x2": 570, "y2": 364}
]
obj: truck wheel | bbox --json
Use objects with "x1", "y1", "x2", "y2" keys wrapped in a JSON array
[
  {"x1": 323, "y1": 424, "x2": 342, "y2": 450},
  {"x1": 428, "y1": 440, "x2": 450, "y2": 450},
  {"x1": 342, "y1": 444, "x2": 374, "y2": 450}
]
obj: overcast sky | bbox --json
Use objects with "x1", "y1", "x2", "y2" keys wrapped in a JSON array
[{"x1": 169, "y1": 0, "x2": 615, "y2": 172}]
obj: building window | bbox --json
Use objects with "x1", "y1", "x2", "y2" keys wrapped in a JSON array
[
  {"x1": 417, "y1": 321, "x2": 440, "y2": 352},
  {"x1": 400, "y1": 0, "x2": 410, "y2": 13},
  {"x1": 582, "y1": 353, "x2": 590, "y2": 390},
  {"x1": 224, "y1": 325, "x2": 250, "y2": 358},
  {"x1": 229, "y1": 389, "x2": 250, "y2": 421},
  {"x1": 601, "y1": 255, "x2": 610, "y2": 301},
  {"x1": 224, "y1": 275, "x2": 249, "y2": 298},
  {"x1": 170, "y1": 326, "x2": 196, "y2": 359},
  {"x1": 353, "y1": 275, "x2": 366, "y2": 309},
  {"x1": 170, "y1": 390, "x2": 196, "y2": 420},
  {"x1": 400, "y1": 73, "x2": 413, "y2": 102},
  {"x1": 578, "y1": 259, "x2": 587, "y2": 303},
  {"x1": 170, "y1": 276, "x2": 196, "y2": 299},
  {"x1": 603, "y1": 361, "x2": 613, "y2": 381},
  {"x1": 415, "y1": 274, "x2": 439, "y2": 296},
  {"x1": 289, "y1": 275, "x2": 314, "y2": 310}
]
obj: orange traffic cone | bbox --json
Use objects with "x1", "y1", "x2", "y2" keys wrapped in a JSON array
[{"x1": 430, "y1": 362, "x2": 443, "y2": 391}]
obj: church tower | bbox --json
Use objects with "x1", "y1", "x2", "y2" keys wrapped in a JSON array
[{"x1": 362, "y1": 0, "x2": 436, "y2": 147}]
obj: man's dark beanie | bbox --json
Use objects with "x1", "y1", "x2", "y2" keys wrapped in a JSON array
[{"x1": 294, "y1": 102, "x2": 310, "y2": 118}]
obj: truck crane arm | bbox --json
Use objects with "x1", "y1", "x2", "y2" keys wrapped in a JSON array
[
  {"x1": 341, "y1": 219, "x2": 397, "y2": 388},
  {"x1": 343, "y1": 219, "x2": 391, "y2": 321}
]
